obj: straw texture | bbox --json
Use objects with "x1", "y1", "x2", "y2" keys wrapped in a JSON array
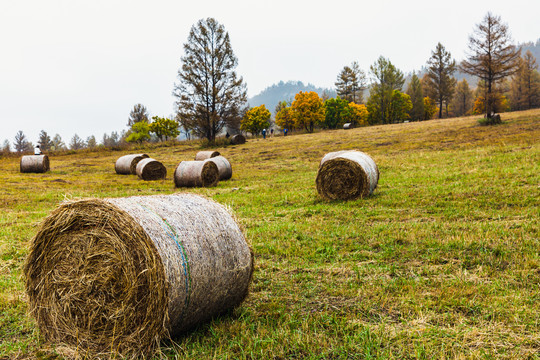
[
  {"x1": 136, "y1": 158, "x2": 167, "y2": 180},
  {"x1": 230, "y1": 134, "x2": 246, "y2": 145},
  {"x1": 24, "y1": 193, "x2": 253, "y2": 359},
  {"x1": 195, "y1": 150, "x2": 220, "y2": 161},
  {"x1": 174, "y1": 160, "x2": 219, "y2": 187},
  {"x1": 20, "y1": 155, "x2": 50, "y2": 173},
  {"x1": 115, "y1": 153, "x2": 149, "y2": 174},
  {"x1": 204, "y1": 156, "x2": 232, "y2": 180},
  {"x1": 316, "y1": 150, "x2": 379, "y2": 200}
]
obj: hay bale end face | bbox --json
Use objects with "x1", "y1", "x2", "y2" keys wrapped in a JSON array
[
  {"x1": 115, "y1": 153, "x2": 149, "y2": 175},
  {"x1": 230, "y1": 134, "x2": 246, "y2": 145},
  {"x1": 136, "y1": 158, "x2": 167, "y2": 180},
  {"x1": 316, "y1": 150, "x2": 379, "y2": 200},
  {"x1": 195, "y1": 150, "x2": 220, "y2": 161},
  {"x1": 174, "y1": 160, "x2": 219, "y2": 187},
  {"x1": 24, "y1": 193, "x2": 253, "y2": 359},
  {"x1": 204, "y1": 155, "x2": 232, "y2": 180},
  {"x1": 20, "y1": 155, "x2": 50, "y2": 173}
]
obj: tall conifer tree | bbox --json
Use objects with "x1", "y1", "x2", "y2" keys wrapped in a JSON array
[
  {"x1": 425, "y1": 43, "x2": 456, "y2": 118},
  {"x1": 461, "y1": 13, "x2": 521, "y2": 121},
  {"x1": 174, "y1": 18, "x2": 247, "y2": 142}
]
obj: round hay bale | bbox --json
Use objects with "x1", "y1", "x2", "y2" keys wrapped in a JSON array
[
  {"x1": 195, "y1": 150, "x2": 220, "y2": 161},
  {"x1": 204, "y1": 155, "x2": 232, "y2": 180},
  {"x1": 174, "y1": 160, "x2": 219, "y2": 187},
  {"x1": 115, "y1": 153, "x2": 149, "y2": 175},
  {"x1": 316, "y1": 150, "x2": 379, "y2": 200},
  {"x1": 343, "y1": 123, "x2": 353, "y2": 130},
  {"x1": 230, "y1": 134, "x2": 246, "y2": 145},
  {"x1": 136, "y1": 158, "x2": 167, "y2": 181},
  {"x1": 24, "y1": 193, "x2": 253, "y2": 359},
  {"x1": 20, "y1": 155, "x2": 50, "y2": 173}
]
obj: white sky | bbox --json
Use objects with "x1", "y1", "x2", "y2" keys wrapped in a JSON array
[{"x1": 1, "y1": 0, "x2": 539, "y2": 146}]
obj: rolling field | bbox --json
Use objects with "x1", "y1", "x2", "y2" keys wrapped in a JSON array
[{"x1": 1, "y1": 110, "x2": 539, "y2": 359}]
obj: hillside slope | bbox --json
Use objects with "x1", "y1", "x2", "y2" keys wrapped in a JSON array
[{"x1": 1, "y1": 110, "x2": 539, "y2": 358}]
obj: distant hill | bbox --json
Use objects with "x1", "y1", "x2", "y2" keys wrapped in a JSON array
[
  {"x1": 248, "y1": 81, "x2": 336, "y2": 116},
  {"x1": 519, "y1": 38, "x2": 540, "y2": 64}
]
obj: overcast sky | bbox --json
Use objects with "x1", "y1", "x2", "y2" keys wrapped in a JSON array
[{"x1": 1, "y1": 0, "x2": 539, "y2": 146}]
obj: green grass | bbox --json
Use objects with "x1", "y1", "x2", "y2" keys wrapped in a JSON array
[{"x1": 1, "y1": 110, "x2": 539, "y2": 359}]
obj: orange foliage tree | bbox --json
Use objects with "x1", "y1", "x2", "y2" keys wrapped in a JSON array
[{"x1": 290, "y1": 91, "x2": 325, "y2": 132}]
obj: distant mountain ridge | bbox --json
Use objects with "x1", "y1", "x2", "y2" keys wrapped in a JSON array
[{"x1": 248, "y1": 81, "x2": 336, "y2": 116}]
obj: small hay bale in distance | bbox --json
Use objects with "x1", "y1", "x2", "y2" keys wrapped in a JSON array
[
  {"x1": 20, "y1": 155, "x2": 50, "y2": 173},
  {"x1": 316, "y1": 150, "x2": 379, "y2": 201},
  {"x1": 343, "y1": 123, "x2": 353, "y2": 130},
  {"x1": 204, "y1": 155, "x2": 232, "y2": 180},
  {"x1": 195, "y1": 150, "x2": 220, "y2": 161},
  {"x1": 230, "y1": 134, "x2": 246, "y2": 145},
  {"x1": 115, "y1": 153, "x2": 149, "y2": 175},
  {"x1": 174, "y1": 160, "x2": 219, "y2": 187},
  {"x1": 136, "y1": 158, "x2": 167, "y2": 180},
  {"x1": 24, "y1": 193, "x2": 253, "y2": 359}
]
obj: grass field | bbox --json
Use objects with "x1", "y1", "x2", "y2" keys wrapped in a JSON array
[{"x1": 1, "y1": 110, "x2": 539, "y2": 359}]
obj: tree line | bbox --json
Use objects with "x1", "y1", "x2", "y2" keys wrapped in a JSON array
[{"x1": 3, "y1": 12, "x2": 539, "y2": 154}]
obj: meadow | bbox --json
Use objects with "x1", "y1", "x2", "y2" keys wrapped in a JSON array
[{"x1": 0, "y1": 110, "x2": 539, "y2": 359}]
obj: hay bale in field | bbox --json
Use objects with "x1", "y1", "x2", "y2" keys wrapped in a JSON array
[
  {"x1": 204, "y1": 155, "x2": 232, "y2": 180},
  {"x1": 136, "y1": 158, "x2": 166, "y2": 180},
  {"x1": 174, "y1": 160, "x2": 219, "y2": 187},
  {"x1": 230, "y1": 134, "x2": 246, "y2": 145},
  {"x1": 195, "y1": 150, "x2": 220, "y2": 161},
  {"x1": 343, "y1": 123, "x2": 353, "y2": 130},
  {"x1": 20, "y1": 155, "x2": 50, "y2": 173},
  {"x1": 24, "y1": 193, "x2": 253, "y2": 359},
  {"x1": 316, "y1": 150, "x2": 379, "y2": 200},
  {"x1": 115, "y1": 153, "x2": 149, "y2": 175}
]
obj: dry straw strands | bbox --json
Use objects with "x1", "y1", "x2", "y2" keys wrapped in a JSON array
[
  {"x1": 20, "y1": 155, "x2": 50, "y2": 173},
  {"x1": 24, "y1": 193, "x2": 253, "y2": 359},
  {"x1": 231, "y1": 134, "x2": 246, "y2": 145},
  {"x1": 136, "y1": 158, "x2": 167, "y2": 180},
  {"x1": 174, "y1": 160, "x2": 219, "y2": 187},
  {"x1": 316, "y1": 150, "x2": 379, "y2": 200},
  {"x1": 205, "y1": 155, "x2": 232, "y2": 180},
  {"x1": 195, "y1": 150, "x2": 220, "y2": 161},
  {"x1": 115, "y1": 153, "x2": 149, "y2": 175}
]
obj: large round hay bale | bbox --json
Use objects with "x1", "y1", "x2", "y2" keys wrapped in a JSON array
[
  {"x1": 20, "y1": 155, "x2": 50, "y2": 173},
  {"x1": 24, "y1": 193, "x2": 253, "y2": 359},
  {"x1": 174, "y1": 160, "x2": 219, "y2": 187},
  {"x1": 195, "y1": 150, "x2": 220, "y2": 161},
  {"x1": 230, "y1": 134, "x2": 246, "y2": 145},
  {"x1": 316, "y1": 150, "x2": 379, "y2": 200},
  {"x1": 136, "y1": 158, "x2": 167, "y2": 180},
  {"x1": 204, "y1": 155, "x2": 232, "y2": 180},
  {"x1": 115, "y1": 153, "x2": 149, "y2": 175}
]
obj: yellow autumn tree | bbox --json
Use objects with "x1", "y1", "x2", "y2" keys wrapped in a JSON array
[
  {"x1": 423, "y1": 97, "x2": 438, "y2": 120},
  {"x1": 275, "y1": 106, "x2": 295, "y2": 131},
  {"x1": 290, "y1": 91, "x2": 325, "y2": 133},
  {"x1": 240, "y1": 105, "x2": 271, "y2": 136},
  {"x1": 348, "y1": 103, "x2": 369, "y2": 126}
]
